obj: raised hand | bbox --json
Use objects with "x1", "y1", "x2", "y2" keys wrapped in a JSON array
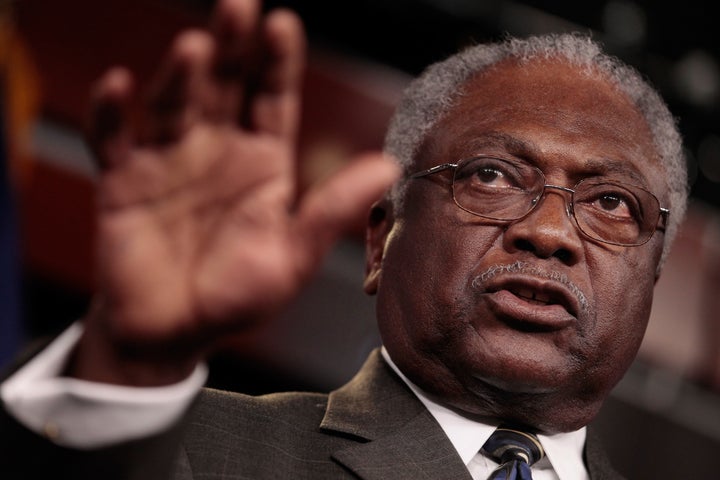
[{"x1": 72, "y1": 0, "x2": 399, "y2": 385}]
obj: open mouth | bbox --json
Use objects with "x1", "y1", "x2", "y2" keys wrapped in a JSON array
[
  {"x1": 472, "y1": 261, "x2": 589, "y2": 320},
  {"x1": 482, "y1": 276, "x2": 583, "y2": 321},
  {"x1": 511, "y1": 287, "x2": 554, "y2": 306}
]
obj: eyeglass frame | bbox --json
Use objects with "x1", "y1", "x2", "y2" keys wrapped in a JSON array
[{"x1": 407, "y1": 155, "x2": 670, "y2": 247}]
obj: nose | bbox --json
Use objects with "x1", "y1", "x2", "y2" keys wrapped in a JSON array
[{"x1": 502, "y1": 187, "x2": 584, "y2": 265}]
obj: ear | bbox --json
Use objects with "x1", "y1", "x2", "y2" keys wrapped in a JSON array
[{"x1": 363, "y1": 198, "x2": 394, "y2": 295}]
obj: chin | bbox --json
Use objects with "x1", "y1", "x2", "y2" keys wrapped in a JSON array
[
  {"x1": 464, "y1": 385, "x2": 606, "y2": 434},
  {"x1": 437, "y1": 363, "x2": 608, "y2": 433}
]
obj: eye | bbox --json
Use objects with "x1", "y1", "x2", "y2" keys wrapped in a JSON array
[
  {"x1": 457, "y1": 157, "x2": 526, "y2": 190},
  {"x1": 582, "y1": 187, "x2": 641, "y2": 221},
  {"x1": 596, "y1": 194, "x2": 629, "y2": 215},
  {"x1": 475, "y1": 167, "x2": 510, "y2": 186}
]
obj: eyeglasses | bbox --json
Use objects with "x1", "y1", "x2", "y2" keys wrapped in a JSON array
[{"x1": 408, "y1": 155, "x2": 670, "y2": 246}]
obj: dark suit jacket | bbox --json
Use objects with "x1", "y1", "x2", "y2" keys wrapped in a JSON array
[{"x1": 0, "y1": 349, "x2": 624, "y2": 479}]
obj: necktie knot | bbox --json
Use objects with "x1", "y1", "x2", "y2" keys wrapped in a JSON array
[{"x1": 482, "y1": 427, "x2": 545, "y2": 480}]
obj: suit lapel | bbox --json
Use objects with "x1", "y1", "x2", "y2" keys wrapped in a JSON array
[
  {"x1": 584, "y1": 428, "x2": 626, "y2": 480},
  {"x1": 331, "y1": 410, "x2": 473, "y2": 480},
  {"x1": 321, "y1": 350, "x2": 472, "y2": 480}
]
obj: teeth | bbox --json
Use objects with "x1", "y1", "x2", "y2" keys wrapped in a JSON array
[
  {"x1": 516, "y1": 288, "x2": 533, "y2": 300},
  {"x1": 511, "y1": 288, "x2": 551, "y2": 305},
  {"x1": 534, "y1": 292, "x2": 551, "y2": 303}
]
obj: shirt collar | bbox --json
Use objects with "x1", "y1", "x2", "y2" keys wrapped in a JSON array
[{"x1": 380, "y1": 347, "x2": 589, "y2": 480}]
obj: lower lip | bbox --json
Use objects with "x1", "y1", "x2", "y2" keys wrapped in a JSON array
[{"x1": 482, "y1": 290, "x2": 577, "y2": 330}]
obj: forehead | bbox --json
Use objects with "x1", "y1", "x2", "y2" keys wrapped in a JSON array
[{"x1": 422, "y1": 58, "x2": 666, "y2": 196}]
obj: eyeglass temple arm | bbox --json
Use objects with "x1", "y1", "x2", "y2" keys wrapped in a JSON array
[
  {"x1": 658, "y1": 207, "x2": 670, "y2": 230},
  {"x1": 408, "y1": 163, "x2": 457, "y2": 179}
]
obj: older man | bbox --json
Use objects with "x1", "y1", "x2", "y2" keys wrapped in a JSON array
[{"x1": 0, "y1": 0, "x2": 687, "y2": 478}]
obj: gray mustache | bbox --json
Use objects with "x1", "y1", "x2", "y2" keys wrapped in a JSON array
[{"x1": 471, "y1": 260, "x2": 590, "y2": 314}]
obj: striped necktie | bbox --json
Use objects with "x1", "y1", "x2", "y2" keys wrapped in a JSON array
[{"x1": 481, "y1": 426, "x2": 545, "y2": 480}]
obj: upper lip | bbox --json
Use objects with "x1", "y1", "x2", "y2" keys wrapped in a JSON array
[{"x1": 482, "y1": 275, "x2": 582, "y2": 318}]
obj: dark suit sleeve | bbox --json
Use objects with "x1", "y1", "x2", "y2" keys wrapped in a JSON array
[{"x1": 0, "y1": 399, "x2": 190, "y2": 480}]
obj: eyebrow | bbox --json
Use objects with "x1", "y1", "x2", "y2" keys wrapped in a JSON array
[
  {"x1": 461, "y1": 132, "x2": 539, "y2": 157},
  {"x1": 461, "y1": 131, "x2": 649, "y2": 187},
  {"x1": 582, "y1": 159, "x2": 647, "y2": 186}
]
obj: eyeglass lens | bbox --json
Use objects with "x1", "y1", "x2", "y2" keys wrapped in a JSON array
[{"x1": 451, "y1": 156, "x2": 662, "y2": 246}]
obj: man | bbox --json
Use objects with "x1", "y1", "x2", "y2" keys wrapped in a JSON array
[{"x1": 0, "y1": 0, "x2": 688, "y2": 478}]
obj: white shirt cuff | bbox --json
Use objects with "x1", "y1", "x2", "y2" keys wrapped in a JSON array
[{"x1": 0, "y1": 322, "x2": 208, "y2": 449}]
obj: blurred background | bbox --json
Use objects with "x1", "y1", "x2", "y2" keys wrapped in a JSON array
[{"x1": 1, "y1": 0, "x2": 719, "y2": 477}]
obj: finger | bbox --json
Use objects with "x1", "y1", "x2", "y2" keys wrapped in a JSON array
[
  {"x1": 88, "y1": 67, "x2": 135, "y2": 169},
  {"x1": 141, "y1": 30, "x2": 214, "y2": 144},
  {"x1": 294, "y1": 153, "x2": 401, "y2": 270},
  {"x1": 208, "y1": 0, "x2": 261, "y2": 123},
  {"x1": 250, "y1": 8, "x2": 305, "y2": 141}
]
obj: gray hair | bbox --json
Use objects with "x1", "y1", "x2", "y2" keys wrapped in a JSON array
[{"x1": 384, "y1": 33, "x2": 688, "y2": 265}]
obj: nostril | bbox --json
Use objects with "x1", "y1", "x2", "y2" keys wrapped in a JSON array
[
  {"x1": 555, "y1": 249, "x2": 572, "y2": 263},
  {"x1": 514, "y1": 238, "x2": 536, "y2": 253},
  {"x1": 513, "y1": 238, "x2": 572, "y2": 263}
]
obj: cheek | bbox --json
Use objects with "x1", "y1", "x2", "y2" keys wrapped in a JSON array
[
  {"x1": 396, "y1": 193, "x2": 501, "y2": 289},
  {"x1": 404, "y1": 221, "x2": 503, "y2": 310},
  {"x1": 377, "y1": 215, "x2": 501, "y2": 345},
  {"x1": 589, "y1": 249, "x2": 656, "y2": 360}
]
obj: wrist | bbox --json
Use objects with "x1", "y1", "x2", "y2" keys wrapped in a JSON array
[{"x1": 67, "y1": 302, "x2": 203, "y2": 387}]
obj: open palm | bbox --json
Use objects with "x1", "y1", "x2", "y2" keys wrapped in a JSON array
[{"x1": 75, "y1": 0, "x2": 398, "y2": 384}]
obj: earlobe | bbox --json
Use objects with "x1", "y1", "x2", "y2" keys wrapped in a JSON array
[{"x1": 363, "y1": 200, "x2": 393, "y2": 295}]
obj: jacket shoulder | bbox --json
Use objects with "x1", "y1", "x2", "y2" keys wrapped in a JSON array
[
  {"x1": 179, "y1": 387, "x2": 355, "y2": 478},
  {"x1": 190, "y1": 387, "x2": 330, "y2": 431}
]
